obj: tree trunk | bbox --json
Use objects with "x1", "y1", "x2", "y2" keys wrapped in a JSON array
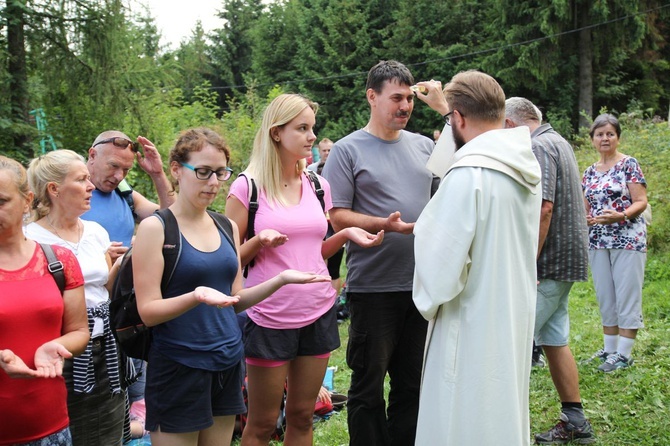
[
  {"x1": 7, "y1": 0, "x2": 32, "y2": 158},
  {"x1": 578, "y1": 26, "x2": 593, "y2": 128}
]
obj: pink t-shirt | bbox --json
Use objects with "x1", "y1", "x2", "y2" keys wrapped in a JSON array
[{"x1": 228, "y1": 172, "x2": 337, "y2": 329}]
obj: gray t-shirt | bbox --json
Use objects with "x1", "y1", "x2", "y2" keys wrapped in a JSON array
[
  {"x1": 531, "y1": 124, "x2": 588, "y2": 282},
  {"x1": 323, "y1": 129, "x2": 435, "y2": 292}
]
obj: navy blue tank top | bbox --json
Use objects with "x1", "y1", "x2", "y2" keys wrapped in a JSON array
[{"x1": 152, "y1": 228, "x2": 242, "y2": 371}]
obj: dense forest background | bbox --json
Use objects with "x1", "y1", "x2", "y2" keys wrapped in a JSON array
[{"x1": 2, "y1": 0, "x2": 669, "y2": 175}]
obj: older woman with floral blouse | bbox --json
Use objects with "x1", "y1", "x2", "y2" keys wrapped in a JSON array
[{"x1": 582, "y1": 113, "x2": 648, "y2": 373}]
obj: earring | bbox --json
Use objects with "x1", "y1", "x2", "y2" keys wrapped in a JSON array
[{"x1": 274, "y1": 138, "x2": 280, "y2": 142}]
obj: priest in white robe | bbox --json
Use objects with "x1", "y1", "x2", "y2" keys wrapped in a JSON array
[{"x1": 412, "y1": 71, "x2": 542, "y2": 445}]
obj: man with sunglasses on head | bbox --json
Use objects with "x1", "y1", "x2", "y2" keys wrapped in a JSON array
[{"x1": 82, "y1": 131, "x2": 175, "y2": 262}]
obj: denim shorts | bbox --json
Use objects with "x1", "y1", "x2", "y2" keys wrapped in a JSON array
[
  {"x1": 534, "y1": 279, "x2": 574, "y2": 347},
  {"x1": 244, "y1": 305, "x2": 340, "y2": 362},
  {"x1": 145, "y1": 351, "x2": 246, "y2": 433}
]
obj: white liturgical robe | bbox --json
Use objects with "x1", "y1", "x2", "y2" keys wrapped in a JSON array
[{"x1": 413, "y1": 127, "x2": 542, "y2": 445}]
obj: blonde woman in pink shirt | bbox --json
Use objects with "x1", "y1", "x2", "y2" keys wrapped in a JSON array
[{"x1": 226, "y1": 94, "x2": 383, "y2": 446}]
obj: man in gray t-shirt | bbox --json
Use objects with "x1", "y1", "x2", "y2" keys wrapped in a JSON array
[
  {"x1": 505, "y1": 98, "x2": 595, "y2": 444},
  {"x1": 323, "y1": 60, "x2": 435, "y2": 446}
]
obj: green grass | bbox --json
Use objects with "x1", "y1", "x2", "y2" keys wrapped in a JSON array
[{"x1": 309, "y1": 268, "x2": 670, "y2": 445}]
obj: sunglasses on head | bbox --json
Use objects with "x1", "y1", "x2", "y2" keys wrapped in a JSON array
[{"x1": 93, "y1": 137, "x2": 140, "y2": 153}]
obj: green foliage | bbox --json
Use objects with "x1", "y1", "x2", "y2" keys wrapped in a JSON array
[
  {"x1": 202, "y1": 86, "x2": 285, "y2": 212},
  {"x1": 174, "y1": 23, "x2": 216, "y2": 104},
  {"x1": 3, "y1": 0, "x2": 670, "y2": 152},
  {"x1": 545, "y1": 108, "x2": 576, "y2": 140},
  {"x1": 124, "y1": 82, "x2": 222, "y2": 202},
  {"x1": 210, "y1": 0, "x2": 264, "y2": 89},
  {"x1": 220, "y1": 85, "x2": 283, "y2": 171}
]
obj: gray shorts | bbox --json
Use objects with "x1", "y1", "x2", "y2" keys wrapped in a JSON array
[
  {"x1": 588, "y1": 249, "x2": 645, "y2": 329},
  {"x1": 534, "y1": 279, "x2": 574, "y2": 347}
]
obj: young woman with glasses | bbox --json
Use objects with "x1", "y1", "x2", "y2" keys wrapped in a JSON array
[{"x1": 131, "y1": 127, "x2": 329, "y2": 446}]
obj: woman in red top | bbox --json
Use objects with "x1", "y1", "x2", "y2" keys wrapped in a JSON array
[{"x1": 0, "y1": 156, "x2": 89, "y2": 445}]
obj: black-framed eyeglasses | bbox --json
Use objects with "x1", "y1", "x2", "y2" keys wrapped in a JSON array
[
  {"x1": 93, "y1": 137, "x2": 140, "y2": 153},
  {"x1": 443, "y1": 111, "x2": 455, "y2": 126},
  {"x1": 181, "y1": 162, "x2": 233, "y2": 182}
]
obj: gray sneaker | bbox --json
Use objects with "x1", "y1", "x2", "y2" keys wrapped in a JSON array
[
  {"x1": 581, "y1": 349, "x2": 609, "y2": 365},
  {"x1": 535, "y1": 413, "x2": 596, "y2": 444},
  {"x1": 598, "y1": 352, "x2": 633, "y2": 373}
]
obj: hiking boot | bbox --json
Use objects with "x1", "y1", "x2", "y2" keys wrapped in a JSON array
[
  {"x1": 535, "y1": 413, "x2": 596, "y2": 444},
  {"x1": 598, "y1": 352, "x2": 633, "y2": 373},
  {"x1": 581, "y1": 348, "x2": 609, "y2": 365}
]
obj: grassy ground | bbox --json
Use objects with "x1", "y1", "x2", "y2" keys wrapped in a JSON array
[{"x1": 309, "y1": 268, "x2": 670, "y2": 445}]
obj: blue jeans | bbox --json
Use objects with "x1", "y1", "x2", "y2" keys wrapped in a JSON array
[{"x1": 346, "y1": 291, "x2": 427, "y2": 446}]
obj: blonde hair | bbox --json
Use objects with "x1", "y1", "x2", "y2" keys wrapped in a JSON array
[
  {"x1": 246, "y1": 94, "x2": 318, "y2": 206},
  {"x1": 443, "y1": 70, "x2": 506, "y2": 123},
  {"x1": 28, "y1": 150, "x2": 85, "y2": 220},
  {"x1": 0, "y1": 156, "x2": 31, "y2": 201}
]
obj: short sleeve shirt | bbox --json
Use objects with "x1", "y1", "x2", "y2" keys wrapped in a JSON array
[
  {"x1": 82, "y1": 188, "x2": 135, "y2": 247},
  {"x1": 531, "y1": 124, "x2": 588, "y2": 282},
  {"x1": 322, "y1": 129, "x2": 435, "y2": 292},
  {"x1": 582, "y1": 156, "x2": 647, "y2": 252},
  {"x1": 0, "y1": 243, "x2": 83, "y2": 444},
  {"x1": 227, "y1": 172, "x2": 336, "y2": 329},
  {"x1": 25, "y1": 220, "x2": 112, "y2": 336}
]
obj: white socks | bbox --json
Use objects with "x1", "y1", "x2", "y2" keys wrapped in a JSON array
[
  {"x1": 604, "y1": 333, "x2": 635, "y2": 358},
  {"x1": 617, "y1": 336, "x2": 635, "y2": 359},
  {"x1": 604, "y1": 334, "x2": 618, "y2": 354}
]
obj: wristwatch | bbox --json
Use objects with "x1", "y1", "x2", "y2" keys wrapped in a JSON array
[{"x1": 622, "y1": 211, "x2": 629, "y2": 221}]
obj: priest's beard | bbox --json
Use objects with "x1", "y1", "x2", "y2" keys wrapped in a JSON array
[{"x1": 452, "y1": 126, "x2": 466, "y2": 151}]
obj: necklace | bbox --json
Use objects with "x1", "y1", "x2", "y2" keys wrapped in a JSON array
[{"x1": 46, "y1": 216, "x2": 82, "y2": 254}]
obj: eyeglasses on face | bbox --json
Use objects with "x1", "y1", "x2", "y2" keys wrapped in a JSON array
[
  {"x1": 181, "y1": 162, "x2": 233, "y2": 182},
  {"x1": 443, "y1": 110, "x2": 465, "y2": 126},
  {"x1": 93, "y1": 137, "x2": 140, "y2": 153}
]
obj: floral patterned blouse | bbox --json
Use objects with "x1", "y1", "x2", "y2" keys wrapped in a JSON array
[{"x1": 582, "y1": 156, "x2": 647, "y2": 252}]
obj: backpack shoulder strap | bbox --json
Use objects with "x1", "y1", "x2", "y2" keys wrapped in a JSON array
[
  {"x1": 39, "y1": 243, "x2": 65, "y2": 296},
  {"x1": 115, "y1": 179, "x2": 138, "y2": 221},
  {"x1": 238, "y1": 173, "x2": 258, "y2": 278},
  {"x1": 238, "y1": 173, "x2": 259, "y2": 241},
  {"x1": 207, "y1": 210, "x2": 237, "y2": 254},
  {"x1": 154, "y1": 208, "x2": 181, "y2": 291},
  {"x1": 305, "y1": 170, "x2": 326, "y2": 212}
]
